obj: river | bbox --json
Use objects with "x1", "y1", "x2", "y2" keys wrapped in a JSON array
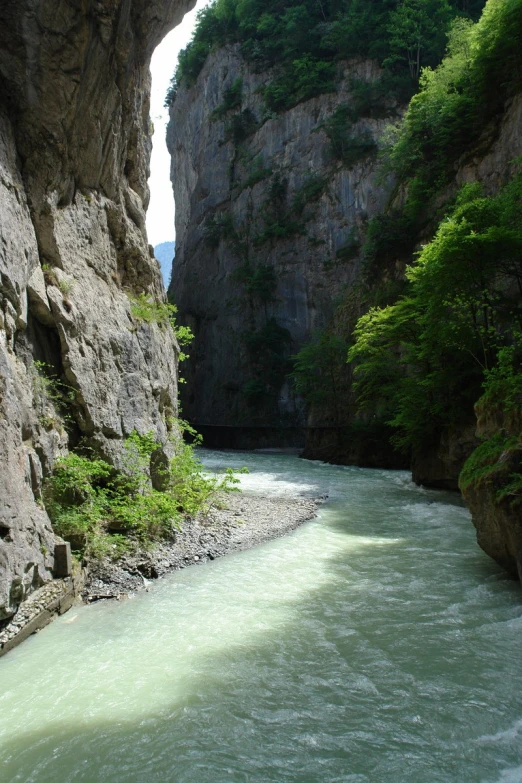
[{"x1": 1, "y1": 450, "x2": 522, "y2": 782}]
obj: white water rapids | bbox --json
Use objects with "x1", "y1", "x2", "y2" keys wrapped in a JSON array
[{"x1": 1, "y1": 450, "x2": 522, "y2": 782}]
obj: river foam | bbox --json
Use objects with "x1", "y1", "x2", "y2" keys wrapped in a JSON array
[{"x1": 0, "y1": 450, "x2": 521, "y2": 782}]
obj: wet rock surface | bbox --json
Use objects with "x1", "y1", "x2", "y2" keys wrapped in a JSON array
[{"x1": 84, "y1": 493, "x2": 319, "y2": 601}]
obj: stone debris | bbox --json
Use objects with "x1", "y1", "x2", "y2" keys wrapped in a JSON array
[
  {"x1": 0, "y1": 575, "x2": 81, "y2": 655},
  {"x1": 83, "y1": 493, "x2": 319, "y2": 602},
  {"x1": 0, "y1": 493, "x2": 319, "y2": 655}
]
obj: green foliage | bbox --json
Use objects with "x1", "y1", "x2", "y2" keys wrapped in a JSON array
[
  {"x1": 263, "y1": 56, "x2": 335, "y2": 112},
  {"x1": 130, "y1": 293, "x2": 176, "y2": 325},
  {"x1": 386, "y1": 1, "x2": 522, "y2": 222},
  {"x1": 233, "y1": 263, "x2": 277, "y2": 304},
  {"x1": 167, "y1": 0, "x2": 484, "y2": 111},
  {"x1": 204, "y1": 192, "x2": 294, "y2": 410},
  {"x1": 253, "y1": 172, "x2": 312, "y2": 245},
  {"x1": 41, "y1": 264, "x2": 59, "y2": 288},
  {"x1": 45, "y1": 429, "x2": 245, "y2": 560},
  {"x1": 292, "y1": 175, "x2": 327, "y2": 216},
  {"x1": 242, "y1": 377, "x2": 269, "y2": 403},
  {"x1": 165, "y1": 1, "x2": 237, "y2": 101},
  {"x1": 203, "y1": 212, "x2": 236, "y2": 248},
  {"x1": 335, "y1": 230, "x2": 361, "y2": 261},
  {"x1": 322, "y1": 105, "x2": 377, "y2": 167},
  {"x1": 459, "y1": 429, "x2": 522, "y2": 507},
  {"x1": 223, "y1": 108, "x2": 259, "y2": 145},
  {"x1": 349, "y1": 172, "x2": 522, "y2": 452},
  {"x1": 495, "y1": 471, "x2": 522, "y2": 503},
  {"x1": 245, "y1": 318, "x2": 291, "y2": 354},
  {"x1": 41, "y1": 264, "x2": 73, "y2": 297},
  {"x1": 31, "y1": 361, "x2": 75, "y2": 429},
  {"x1": 254, "y1": 218, "x2": 303, "y2": 245},
  {"x1": 384, "y1": 0, "x2": 453, "y2": 82},
  {"x1": 239, "y1": 154, "x2": 272, "y2": 189},
  {"x1": 480, "y1": 342, "x2": 522, "y2": 414},
  {"x1": 268, "y1": 171, "x2": 287, "y2": 203},
  {"x1": 254, "y1": 204, "x2": 302, "y2": 243},
  {"x1": 211, "y1": 77, "x2": 243, "y2": 119},
  {"x1": 362, "y1": 209, "x2": 418, "y2": 282},
  {"x1": 291, "y1": 331, "x2": 350, "y2": 424},
  {"x1": 349, "y1": 74, "x2": 410, "y2": 118},
  {"x1": 243, "y1": 319, "x2": 292, "y2": 407},
  {"x1": 130, "y1": 294, "x2": 194, "y2": 361},
  {"x1": 459, "y1": 432, "x2": 519, "y2": 491}
]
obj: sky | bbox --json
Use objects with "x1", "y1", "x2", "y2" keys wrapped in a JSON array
[{"x1": 146, "y1": 0, "x2": 211, "y2": 248}]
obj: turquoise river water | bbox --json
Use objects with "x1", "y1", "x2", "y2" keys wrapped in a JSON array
[{"x1": 1, "y1": 450, "x2": 522, "y2": 782}]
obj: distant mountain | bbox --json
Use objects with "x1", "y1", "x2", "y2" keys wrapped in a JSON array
[{"x1": 154, "y1": 241, "x2": 175, "y2": 287}]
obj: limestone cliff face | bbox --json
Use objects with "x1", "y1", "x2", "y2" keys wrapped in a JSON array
[
  {"x1": 169, "y1": 46, "x2": 396, "y2": 430},
  {"x1": 0, "y1": 0, "x2": 193, "y2": 621},
  {"x1": 168, "y1": 37, "x2": 522, "y2": 586}
]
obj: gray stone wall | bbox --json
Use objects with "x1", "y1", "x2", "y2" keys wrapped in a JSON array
[
  {"x1": 0, "y1": 0, "x2": 193, "y2": 620},
  {"x1": 169, "y1": 46, "x2": 396, "y2": 427}
]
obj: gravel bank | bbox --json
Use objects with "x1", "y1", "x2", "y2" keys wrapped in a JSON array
[{"x1": 84, "y1": 493, "x2": 319, "y2": 601}]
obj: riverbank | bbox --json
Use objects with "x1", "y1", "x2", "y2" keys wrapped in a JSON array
[
  {"x1": 0, "y1": 572, "x2": 84, "y2": 657},
  {"x1": 0, "y1": 492, "x2": 319, "y2": 656},
  {"x1": 84, "y1": 492, "x2": 319, "y2": 602}
]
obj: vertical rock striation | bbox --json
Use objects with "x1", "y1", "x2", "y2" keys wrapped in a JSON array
[
  {"x1": 169, "y1": 47, "x2": 398, "y2": 434},
  {"x1": 0, "y1": 0, "x2": 194, "y2": 620}
]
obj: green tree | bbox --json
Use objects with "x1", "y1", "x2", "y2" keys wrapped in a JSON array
[
  {"x1": 167, "y1": 0, "x2": 486, "y2": 108},
  {"x1": 385, "y1": 0, "x2": 453, "y2": 82},
  {"x1": 348, "y1": 173, "x2": 522, "y2": 451},
  {"x1": 291, "y1": 332, "x2": 350, "y2": 426},
  {"x1": 243, "y1": 319, "x2": 293, "y2": 409},
  {"x1": 384, "y1": 0, "x2": 522, "y2": 219}
]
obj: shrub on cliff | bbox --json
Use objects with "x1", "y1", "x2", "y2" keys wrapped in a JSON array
[
  {"x1": 166, "y1": 0, "x2": 485, "y2": 110},
  {"x1": 348, "y1": 172, "x2": 522, "y2": 452},
  {"x1": 385, "y1": 0, "x2": 522, "y2": 222},
  {"x1": 291, "y1": 331, "x2": 350, "y2": 426},
  {"x1": 45, "y1": 429, "x2": 244, "y2": 560},
  {"x1": 129, "y1": 294, "x2": 194, "y2": 362}
]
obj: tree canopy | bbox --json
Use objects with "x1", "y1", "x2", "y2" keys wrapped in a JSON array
[
  {"x1": 348, "y1": 171, "x2": 522, "y2": 451},
  {"x1": 167, "y1": 0, "x2": 486, "y2": 108}
]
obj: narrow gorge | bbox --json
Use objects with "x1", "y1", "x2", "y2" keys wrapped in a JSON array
[
  {"x1": 0, "y1": 0, "x2": 521, "y2": 636},
  {"x1": 168, "y1": 50, "x2": 398, "y2": 447},
  {"x1": 2, "y1": 1, "x2": 522, "y2": 780},
  {"x1": 168, "y1": 0, "x2": 522, "y2": 580}
]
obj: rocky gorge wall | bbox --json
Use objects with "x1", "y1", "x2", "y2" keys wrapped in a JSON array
[
  {"x1": 168, "y1": 46, "x2": 399, "y2": 435},
  {"x1": 403, "y1": 90, "x2": 522, "y2": 490},
  {"x1": 168, "y1": 26, "x2": 522, "y2": 585},
  {"x1": 0, "y1": 0, "x2": 193, "y2": 622},
  {"x1": 169, "y1": 39, "x2": 522, "y2": 480}
]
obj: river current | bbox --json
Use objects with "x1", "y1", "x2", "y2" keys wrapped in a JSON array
[{"x1": 1, "y1": 450, "x2": 522, "y2": 782}]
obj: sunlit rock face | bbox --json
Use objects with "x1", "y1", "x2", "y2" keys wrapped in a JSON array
[
  {"x1": 169, "y1": 46, "x2": 397, "y2": 432},
  {"x1": 0, "y1": 0, "x2": 194, "y2": 620}
]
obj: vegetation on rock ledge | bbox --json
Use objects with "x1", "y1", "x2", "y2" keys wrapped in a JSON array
[
  {"x1": 388, "y1": 0, "x2": 522, "y2": 195},
  {"x1": 166, "y1": 0, "x2": 485, "y2": 110},
  {"x1": 348, "y1": 171, "x2": 522, "y2": 454},
  {"x1": 45, "y1": 429, "x2": 244, "y2": 560}
]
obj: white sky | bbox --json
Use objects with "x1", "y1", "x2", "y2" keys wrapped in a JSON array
[{"x1": 146, "y1": 0, "x2": 212, "y2": 247}]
